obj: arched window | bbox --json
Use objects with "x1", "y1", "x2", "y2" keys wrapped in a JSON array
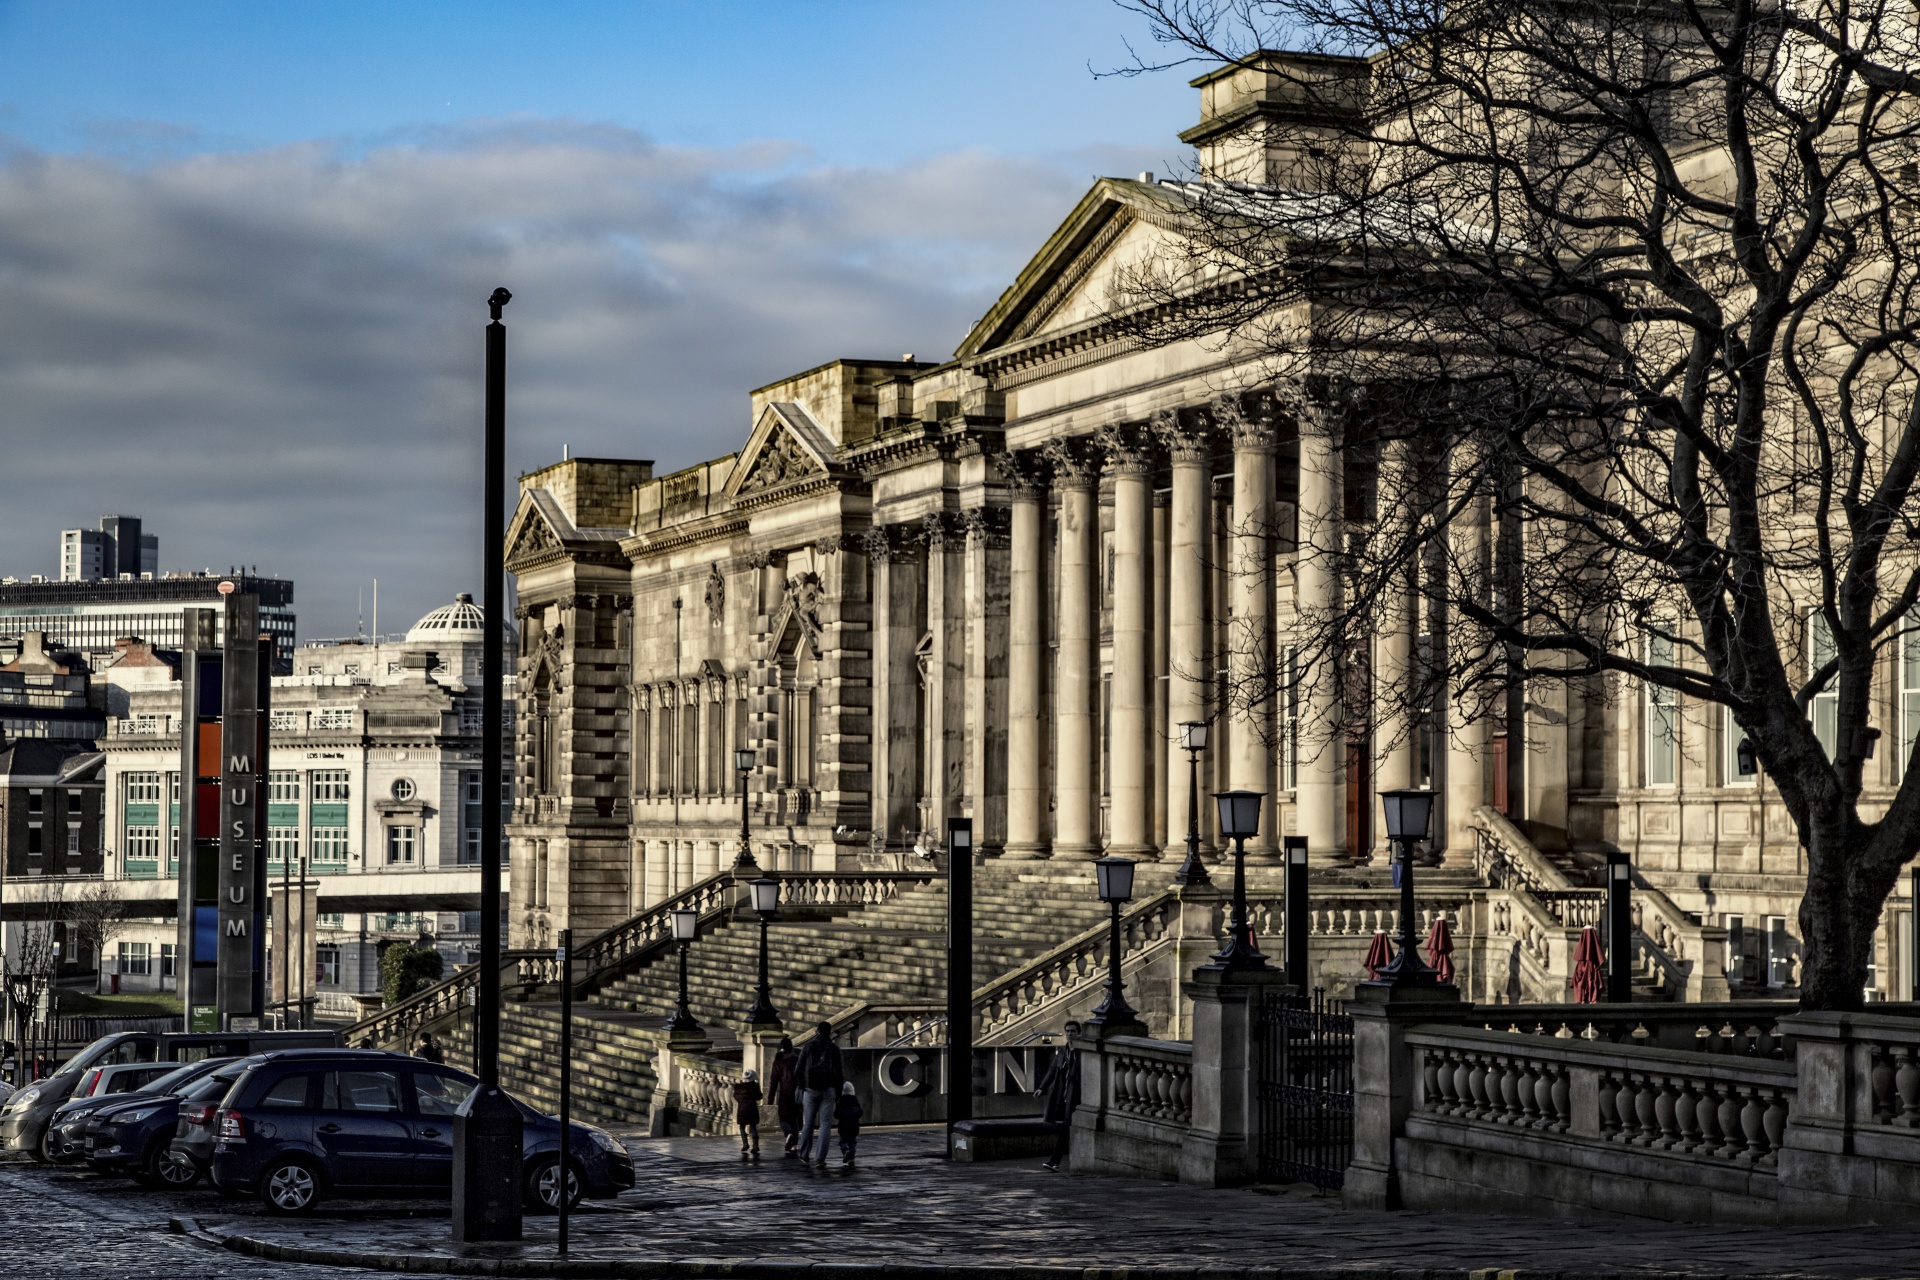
[
  {"x1": 778, "y1": 623, "x2": 820, "y2": 789},
  {"x1": 531, "y1": 666, "x2": 555, "y2": 795}
]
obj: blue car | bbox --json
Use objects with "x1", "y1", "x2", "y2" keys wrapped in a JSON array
[
  {"x1": 83, "y1": 1060, "x2": 241, "y2": 1188},
  {"x1": 206, "y1": 1049, "x2": 635, "y2": 1214}
]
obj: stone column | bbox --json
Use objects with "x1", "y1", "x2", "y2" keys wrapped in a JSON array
[
  {"x1": 1003, "y1": 457, "x2": 1049, "y2": 858},
  {"x1": 1372, "y1": 441, "x2": 1421, "y2": 861},
  {"x1": 1048, "y1": 439, "x2": 1100, "y2": 859},
  {"x1": 1343, "y1": 984, "x2": 1468, "y2": 1211},
  {"x1": 1174, "y1": 966, "x2": 1292, "y2": 1186},
  {"x1": 1294, "y1": 398, "x2": 1345, "y2": 866},
  {"x1": 1443, "y1": 471, "x2": 1491, "y2": 863},
  {"x1": 1158, "y1": 410, "x2": 1215, "y2": 860},
  {"x1": 865, "y1": 527, "x2": 925, "y2": 849},
  {"x1": 925, "y1": 513, "x2": 966, "y2": 838},
  {"x1": 1104, "y1": 425, "x2": 1155, "y2": 856},
  {"x1": 1152, "y1": 489, "x2": 1171, "y2": 852},
  {"x1": 963, "y1": 506, "x2": 1011, "y2": 853},
  {"x1": 1226, "y1": 400, "x2": 1280, "y2": 863}
]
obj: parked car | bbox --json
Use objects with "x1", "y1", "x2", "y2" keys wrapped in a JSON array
[
  {"x1": 45, "y1": 1061, "x2": 209, "y2": 1163},
  {"x1": 167, "y1": 1064, "x2": 263, "y2": 1186},
  {"x1": 205, "y1": 1050, "x2": 635, "y2": 1214},
  {"x1": 0, "y1": 1029, "x2": 337, "y2": 1161},
  {"x1": 77, "y1": 1059, "x2": 238, "y2": 1187}
]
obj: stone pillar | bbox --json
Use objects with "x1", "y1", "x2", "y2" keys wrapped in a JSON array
[
  {"x1": 1152, "y1": 489, "x2": 1171, "y2": 852},
  {"x1": 866, "y1": 527, "x2": 925, "y2": 849},
  {"x1": 1104, "y1": 425, "x2": 1155, "y2": 856},
  {"x1": 1226, "y1": 400, "x2": 1280, "y2": 863},
  {"x1": 1443, "y1": 474, "x2": 1491, "y2": 864},
  {"x1": 963, "y1": 506, "x2": 1011, "y2": 853},
  {"x1": 1343, "y1": 984, "x2": 1467, "y2": 1211},
  {"x1": 1175, "y1": 965, "x2": 1292, "y2": 1186},
  {"x1": 1004, "y1": 458, "x2": 1049, "y2": 858},
  {"x1": 1372, "y1": 442, "x2": 1421, "y2": 861},
  {"x1": 1294, "y1": 399, "x2": 1345, "y2": 866},
  {"x1": 1048, "y1": 439, "x2": 1100, "y2": 859},
  {"x1": 925, "y1": 513, "x2": 967, "y2": 839},
  {"x1": 1158, "y1": 410, "x2": 1214, "y2": 861}
]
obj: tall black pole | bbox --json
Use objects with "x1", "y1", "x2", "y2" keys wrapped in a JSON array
[
  {"x1": 1912, "y1": 867, "x2": 1920, "y2": 1002},
  {"x1": 557, "y1": 927, "x2": 572, "y2": 1255},
  {"x1": 945, "y1": 817, "x2": 973, "y2": 1154},
  {"x1": 453, "y1": 286, "x2": 522, "y2": 1244},
  {"x1": 733, "y1": 766, "x2": 756, "y2": 871},
  {"x1": 1282, "y1": 835, "x2": 1309, "y2": 987},
  {"x1": 1607, "y1": 852, "x2": 1633, "y2": 1003},
  {"x1": 1173, "y1": 748, "x2": 1210, "y2": 886}
]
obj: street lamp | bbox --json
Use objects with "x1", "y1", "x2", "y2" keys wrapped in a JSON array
[
  {"x1": 1371, "y1": 788, "x2": 1443, "y2": 988},
  {"x1": 732, "y1": 747, "x2": 758, "y2": 871},
  {"x1": 744, "y1": 876, "x2": 782, "y2": 1028},
  {"x1": 1173, "y1": 722, "x2": 1211, "y2": 887},
  {"x1": 1210, "y1": 790, "x2": 1268, "y2": 970},
  {"x1": 1087, "y1": 857, "x2": 1147, "y2": 1035},
  {"x1": 665, "y1": 907, "x2": 704, "y2": 1039}
]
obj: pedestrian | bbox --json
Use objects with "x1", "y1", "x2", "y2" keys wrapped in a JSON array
[
  {"x1": 835, "y1": 1081, "x2": 864, "y2": 1166},
  {"x1": 733, "y1": 1069, "x2": 765, "y2": 1157},
  {"x1": 1035, "y1": 1019, "x2": 1082, "y2": 1172},
  {"x1": 769, "y1": 1035, "x2": 801, "y2": 1156},
  {"x1": 416, "y1": 1032, "x2": 445, "y2": 1064},
  {"x1": 795, "y1": 1020, "x2": 845, "y2": 1165}
]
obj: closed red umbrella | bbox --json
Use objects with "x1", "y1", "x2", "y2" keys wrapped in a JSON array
[
  {"x1": 1363, "y1": 931, "x2": 1393, "y2": 981},
  {"x1": 1423, "y1": 916, "x2": 1456, "y2": 984},
  {"x1": 1572, "y1": 926, "x2": 1605, "y2": 1004}
]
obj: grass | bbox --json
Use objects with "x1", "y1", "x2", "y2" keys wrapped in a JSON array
[{"x1": 53, "y1": 990, "x2": 182, "y2": 1017}]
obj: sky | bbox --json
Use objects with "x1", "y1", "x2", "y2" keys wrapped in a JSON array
[{"x1": 0, "y1": 1, "x2": 1202, "y2": 641}]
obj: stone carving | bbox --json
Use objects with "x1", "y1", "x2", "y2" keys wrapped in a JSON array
[
  {"x1": 738, "y1": 429, "x2": 823, "y2": 494},
  {"x1": 1216, "y1": 392, "x2": 1279, "y2": 452},
  {"x1": 996, "y1": 449, "x2": 1051, "y2": 495},
  {"x1": 922, "y1": 511, "x2": 959, "y2": 550},
  {"x1": 1099, "y1": 422, "x2": 1155, "y2": 475},
  {"x1": 815, "y1": 535, "x2": 844, "y2": 557},
  {"x1": 1042, "y1": 437, "x2": 1100, "y2": 488},
  {"x1": 704, "y1": 565, "x2": 726, "y2": 627},
  {"x1": 783, "y1": 572, "x2": 825, "y2": 645},
  {"x1": 960, "y1": 506, "x2": 1012, "y2": 547},
  {"x1": 1153, "y1": 406, "x2": 1216, "y2": 463},
  {"x1": 508, "y1": 513, "x2": 560, "y2": 562},
  {"x1": 860, "y1": 526, "x2": 895, "y2": 563}
]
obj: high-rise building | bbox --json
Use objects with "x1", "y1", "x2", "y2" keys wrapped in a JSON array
[
  {"x1": 60, "y1": 515, "x2": 159, "y2": 582},
  {"x1": 0, "y1": 574, "x2": 295, "y2": 668}
]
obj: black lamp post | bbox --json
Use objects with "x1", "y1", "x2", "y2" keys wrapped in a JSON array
[
  {"x1": 1372, "y1": 788, "x2": 1443, "y2": 988},
  {"x1": 1087, "y1": 857, "x2": 1147, "y2": 1035},
  {"x1": 1210, "y1": 790, "x2": 1268, "y2": 970},
  {"x1": 732, "y1": 747, "x2": 758, "y2": 871},
  {"x1": 745, "y1": 876, "x2": 782, "y2": 1028},
  {"x1": 665, "y1": 907, "x2": 704, "y2": 1039},
  {"x1": 1173, "y1": 722, "x2": 1211, "y2": 887},
  {"x1": 945, "y1": 817, "x2": 974, "y2": 1152}
]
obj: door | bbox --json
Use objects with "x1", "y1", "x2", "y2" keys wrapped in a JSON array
[
  {"x1": 405, "y1": 1070, "x2": 477, "y2": 1188},
  {"x1": 317, "y1": 1070, "x2": 413, "y2": 1187}
]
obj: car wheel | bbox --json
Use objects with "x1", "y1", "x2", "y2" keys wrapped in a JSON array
[
  {"x1": 149, "y1": 1142, "x2": 199, "y2": 1189},
  {"x1": 33, "y1": 1128, "x2": 55, "y2": 1164},
  {"x1": 522, "y1": 1158, "x2": 582, "y2": 1214},
  {"x1": 259, "y1": 1158, "x2": 322, "y2": 1214}
]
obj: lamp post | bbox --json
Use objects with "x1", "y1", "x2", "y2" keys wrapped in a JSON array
[
  {"x1": 1372, "y1": 788, "x2": 1443, "y2": 988},
  {"x1": 945, "y1": 817, "x2": 973, "y2": 1154},
  {"x1": 665, "y1": 907, "x2": 704, "y2": 1041},
  {"x1": 745, "y1": 876, "x2": 782, "y2": 1029},
  {"x1": 1173, "y1": 722, "x2": 1211, "y2": 887},
  {"x1": 732, "y1": 747, "x2": 758, "y2": 871},
  {"x1": 1087, "y1": 857, "x2": 1147, "y2": 1035},
  {"x1": 1210, "y1": 790, "x2": 1268, "y2": 970},
  {"x1": 1606, "y1": 852, "x2": 1633, "y2": 1003}
]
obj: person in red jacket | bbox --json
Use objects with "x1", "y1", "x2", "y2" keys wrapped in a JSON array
[{"x1": 732, "y1": 1069, "x2": 765, "y2": 1157}]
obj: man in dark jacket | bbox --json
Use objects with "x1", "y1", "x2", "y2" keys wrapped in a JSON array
[
  {"x1": 795, "y1": 1021, "x2": 844, "y2": 1164},
  {"x1": 1035, "y1": 1020, "x2": 1082, "y2": 1171}
]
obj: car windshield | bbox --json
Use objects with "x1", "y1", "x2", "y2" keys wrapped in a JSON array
[
  {"x1": 148, "y1": 1060, "x2": 223, "y2": 1095},
  {"x1": 182, "y1": 1074, "x2": 236, "y2": 1103}
]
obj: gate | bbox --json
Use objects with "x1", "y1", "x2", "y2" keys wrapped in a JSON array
[{"x1": 1255, "y1": 987, "x2": 1354, "y2": 1189}]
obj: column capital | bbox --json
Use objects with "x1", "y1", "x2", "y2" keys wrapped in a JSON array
[
  {"x1": 860, "y1": 525, "x2": 907, "y2": 564},
  {"x1": 1043, "y1": 437, "x2": 1102, "y2": 490},
  {"x1": 1098, "y1": 423, "x2": 1156, "y2": 477},
  {"x1": 960, "y1": 505, "x2": 1012, "y2": 548},
  {"x1": 1152, "y1": 407, "x2": 1216, "y2": 464},
  {"x1": 922, "y1": 510, "x2": 963, "y2": 551},
  {"x1": 1216, "y1": 393, "x2": 1281, "y2": 454},
  {"x1": 996, "y1": 448, "x2": 1052, "y2": 497}
]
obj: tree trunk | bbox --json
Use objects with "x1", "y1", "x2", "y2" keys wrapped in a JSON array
[{"x1": 1797, "y1": 817, "x2": 1875, "y2": 1012}]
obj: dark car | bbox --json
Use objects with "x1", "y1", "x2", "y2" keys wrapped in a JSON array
[
  {"x1": 46, "y1": 1058, "x2": 230, "y2": 1165},
  {"x1": 207, "y1": 1050, "x2": 635, "y2": 1214},
  {"x1": 82, "y1": 1058, "x2": 239, "y2": 1188},
  {"x1": 0, "y1": 1029, "x2": 336, "y2": 1161}
]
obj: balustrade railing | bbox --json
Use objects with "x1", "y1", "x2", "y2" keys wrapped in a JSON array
[
  {"x1": 1244, "y1": 892, "x2": 1466, "y2": 941},
  {"x1": 1105, "y1": 1037, "x2": 1195, "y2": 1127},
  {"x1": 344, "y1": 950, "x2": 546, "y2": 1050},
  {"x1": 1473, "y1": 1002, "x2": 1793, "y2": 1056},
  {"x1": 672, "y1": 1053, "x2": 747, "y2": 1134},
  {"x1": 973, "y1": 893, "x2": 1177, "y2": 1043}
]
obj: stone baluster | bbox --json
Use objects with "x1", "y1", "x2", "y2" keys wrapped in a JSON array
[
  {"x1": 1596, "y1": 1072, "x2": 1622, "y2": 1138},
  {"x1": 1422, "y1": 1049, "x2": 1445, "y2": 1110},
  {"x1": 1692, "y1": 1077, "x2": 1724, "y2": 1155},
  {"x1": 1547, "y1": 1064, "x2": 1571, "y2": 1133},
  {"x1": 1517, "y1": 1060, "x2": 1542, "y2": 1126},
  {"x1": 1671, "y1": 1077, "x2": 1700, "y2": 1152},
  {"x1": 1896, "y1": 1045, "x2": 1920, "y2": 1126},
  {"x1": 1871, "y1": 1047, "x2": 1897, "y2": 1124},
  {"x1": 1046, "y1": 439, "x2": 1101, "y2": 858},
  {"x1": 1735, "y1": 1085, "x2": 1767, "y2": 1163},
  {"x1": 1466, "y1": 1054, "x2": 1491, "y2": 1119},
  {"x1": 1653, "y1": 1075, "x2": 1681, "y2": 1149},
  {"x1": 1498, "y1": 1056, "x2": 1524, "y2": 1124},
  {"x1": 1760, "y1": 1089, "x2": 1789, "y2": 1167},
  {"x1": 1716, "y1": 1082, "x2": 1748, "y2": 1160}
]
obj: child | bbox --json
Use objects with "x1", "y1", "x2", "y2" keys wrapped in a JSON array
[
  {"x1": 733, "y1": 1069, "x2": 764, "y2": 1157},
  {"x1": 834, "y1": 1080, "x2": 864, "y2": 1166}
]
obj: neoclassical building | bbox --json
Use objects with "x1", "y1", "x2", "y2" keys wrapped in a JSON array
[{"x1": 505, "y1": 59, "x2": 1917, "y2": 1001}]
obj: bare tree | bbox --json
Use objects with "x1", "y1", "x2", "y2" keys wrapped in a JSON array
[
  {"x1": 66, "y1": 880, "x2": 129, "y2": 995},
  {"x1": 1112, "y1": 0, "x2": 1920, "y2": 1008}
]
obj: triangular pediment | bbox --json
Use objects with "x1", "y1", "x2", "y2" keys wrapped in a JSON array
[
  {"x1": 725, "y1": 402, "x2": 837, "y2": 501},
  {"x1": 503, "y1": 497, "x2": 565, "y2": 569},
  {"x1": 956, "y1": 177, "x2": 1190, "y2": 360}
]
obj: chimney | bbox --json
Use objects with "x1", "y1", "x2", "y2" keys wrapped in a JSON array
[{"x1": 1180, "y1": 50, "x2": 1366, "y2": 189}]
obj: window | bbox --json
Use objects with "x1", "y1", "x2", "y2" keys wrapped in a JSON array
[
  {"x1": 126, "y1": 827, "x2": 161, "y2": 863},
  {"x1": 27, "y1": 790, "x2": 42, "y2": 814},
  {"x1": 258, "y1": 1074, "x2": 313, "y2": 1109},
  {"x1": 312, "y1": 770, "x2": 351, "y2": 802},
  {"x1": 66, "y1": 825, "x2": 80, "y2": 857},
  {"x1": 311, "y1": 827, "x2": 349, "y2": 865},
  {"x1": 268, "y1": 771, "x2": 301, "y2": 803},
  {"x1": 1809, "y1": 613, "x2": 1839, "y2": 760},
  {"x1": 125, "y1": 772, "x2": 161, "y2": 804},
  {"x1": 323, "y1": 1070, "x2": 401, "y2": 1112},
  {"x1": 413, "y1": 1072, "x2": 476, "y2": 1117},
  {"x1": 1902, "y1": 611, "x2": 1920, "y2": 781},
  {"x1": 269, "y1": 827, "x2": 299, "y2": 866},
  {"x1": 390, "y1": 778, "x2": 416, "y2": 802},
  {"x1": 463, "y1": 772, "x2": 482, "y2": 806},
  {"x1": 269, "y1": 710, "x2": 299, "y2": 733},
  {"x1": 462, "y1": 828, "x2": 481, "y2": 865},
  {"x1": 314, "y1": 708, "x2": 353, "y2": 732},
  {"x1": 160, "y1": 943, "x2": 175, "y2": 978},
  {"x1": 342, "y1": 664, "x2": 360, "y2": 677},
  {"x1": 1767, "y1": 915, "x2": 1794, "y2": 987},
  {"x1": 1722, "y1": 707, "x2": 1756, "y2": 786},
  {"x1": 1645, "y1": 634, "x2": 1678, "y2": 786},
  {"x1": 458, "y1": 701, "x2": 483, "y2": 732},
  {"x1": 28, "y1": 824, "x2": 42, "y2": 854},
  {"x1": 386, "y1": 826, "x2": 416, "y2": 865},
  {"x1": 117, "y1": 942, "x2": 151, "y2": 976},
  {"x1": 317, "y1": 913, "x2": 345, "y2": 929}
]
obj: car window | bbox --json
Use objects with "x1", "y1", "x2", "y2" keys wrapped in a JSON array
[
  {"x1": 107, "y1": 1066, "x2": 170, "y2": 1093},
  {"x1": 100, "y1": 1040, "x2": 158, "y2": 1066},
  {"x1": 146, "y1": 1063, "x2": 208, "y2": 1094},
  {"x1": 183, "y1": 1075, "x2": 235, "y2": 1104},
  {"x1": 413, "y1": 1072, "x2": 476, "y2": 1117},
  {"x1": 323, "y1": 1070, "x2": 402, "y2": 1113},
  {"x1": 257, "y1": 1074, "x2": 312, "y2": 1109}
]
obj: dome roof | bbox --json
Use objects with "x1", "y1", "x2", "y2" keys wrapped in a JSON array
[{"x1": 405, "y1": 593, "x2": 506, "y2": 644}]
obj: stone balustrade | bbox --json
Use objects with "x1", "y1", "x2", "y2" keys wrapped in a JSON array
[
  {"x1": 651, "y1": 1049, "x2": 745, "y2": 1137},
  {"x1": 1107, "y1": 1039, "x2": 1195, "y2": 1127}
]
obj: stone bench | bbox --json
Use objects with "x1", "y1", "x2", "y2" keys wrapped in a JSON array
[{"x1": 949, "y1": 1118, "x2": 1057, "y2": 1162}]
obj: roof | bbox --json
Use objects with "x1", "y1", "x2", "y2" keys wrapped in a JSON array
[
  {"x1": 405, "y1": 593, "x2": 512, "y2": 644},
  {"x1": 0, "y1": 739, "x2": 101, "y2": 781}
]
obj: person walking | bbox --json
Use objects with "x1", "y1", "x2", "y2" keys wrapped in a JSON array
[
  {"x1": 1035, "y1": 1019, "x2": 1082, "y2": 1172},
  {"x1": 834, "y1": 1081, "x2": 864, "y2": 1167},
  {"x1": 732, "y1": 1069, "x2": 765, "y2": 1157},
  {"x1": 416, "y1": 1033, "x2": 445, "y2": 1064},
  {"x1": 795, "y1": 1020, "x2": 844, "y2": 1165},
  {"x1": 769, "y1": 1035, "x2": 801, "y2": 1156}
]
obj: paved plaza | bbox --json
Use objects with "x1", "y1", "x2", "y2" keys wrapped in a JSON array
[{"x1": 160, "y1": 1129, "x2": 1920, "y2": 1279}]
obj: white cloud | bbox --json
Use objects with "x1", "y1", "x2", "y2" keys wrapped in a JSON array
[{"x1": 0, "y1": 124, "x2": 1132, "y2": 638}]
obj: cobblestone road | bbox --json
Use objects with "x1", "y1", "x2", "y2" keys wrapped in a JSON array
[{"x1": 206, "y1": 1129, "x2": 1920, "y2": 1278}]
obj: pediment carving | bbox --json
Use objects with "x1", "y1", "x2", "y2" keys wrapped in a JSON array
[{"x1": 737, "y1": 429, "x2": 824, "y2": 495}]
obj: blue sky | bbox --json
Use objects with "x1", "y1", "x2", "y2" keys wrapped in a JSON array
[{"x1": 0, "y1": 2, "x2": 1202, "y2": 640}]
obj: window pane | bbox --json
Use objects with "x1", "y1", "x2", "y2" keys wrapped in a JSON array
[
  {"x1": 325, "y1": 1070, "x2": 402, "y2": 1112},
  {"x1": 413, "y1": 1072, "x2": 476, "y2": 1117},
  {"x1": 259, "y1": 1074, "x2": 312, "y2": 1109}
]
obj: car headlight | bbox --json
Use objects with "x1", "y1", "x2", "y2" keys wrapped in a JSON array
[
  {"x1": 113, "y1": 1107, "x2": 162, "y2": 1125},
  {"x1": 9, "y1": 1089, "x2": 42, "y2": 1112},
  {"x1": 584, "y1": 1127, "x2": 624, "y2": 1154}
]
